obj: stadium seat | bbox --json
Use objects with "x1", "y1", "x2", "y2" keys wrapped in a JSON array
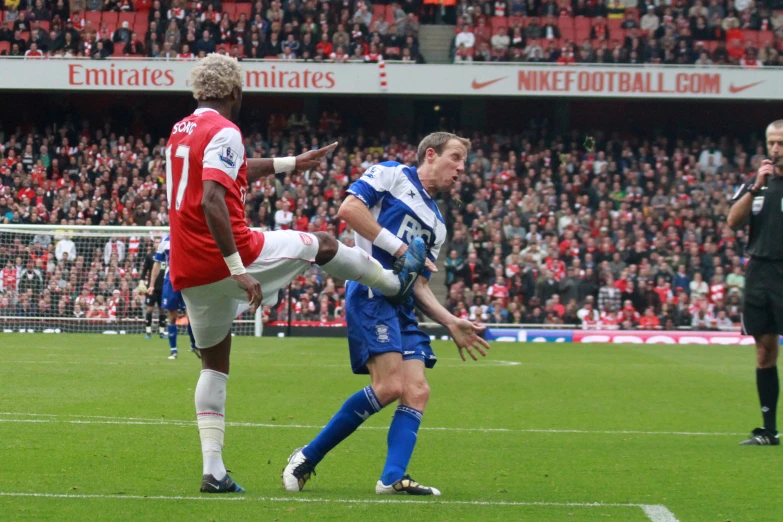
[
  {"x1": 223, "y1": 4, "x2": 237, "y2": 18},
  {"x1": 507, "y1": 16, "x2": 524, "y2": 27},
  {"x1": 576, "y1": 27, "x2": 590, "y2": 41},
  {"x1": 19, "y1": 31, "x2": 29, "y2": 42},
  {"x1": 607, "y1": 19, "x2": 622, "y2": 33},
  {"x1": 491, "y1": 16, "x2": 508, "y2": 31},
  {"x1": 574, "y1": 16, "x2": 589, "y2": 30},
  {"x1": 0, "y1": 41, "x2": 10, "y2": 54},
  {"x1": 758, "y1": 30, "x2": 774, "y2": 46},
  {"x1": 103, "y1": 11, "x2": 119, "y2": 25},
  {"x1": 39, "y1": 21, "x2": 49, "y2": 32},
  {"x1": 112, "y1": 46, "x2": 126, "y2": 57},
  {"x1": 235, "y1": 3, "x2": 251, "y2": 18},
  {"x1": 118, "y1": 12, "x2": 135, "y2": 25},
  {"x1": 0, "y1": 11, "x2": 4, "y2": 22},
  {"x1": 85, "y1": 11, "x2": 101, "y2": 25},
  {"x1": 560, "y1": 23, "x2": 575, "y2": 41},
  {"x1": 372, "y1": 4, "x2": 386, "y2": 25},
  {"x1": 525, "y1": 16, "x2": 539, "y2": 27},
  {"x1": 625, "y1": 7, "x2": 639, "y2": 20}
]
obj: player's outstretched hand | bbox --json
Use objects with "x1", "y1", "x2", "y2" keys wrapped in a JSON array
[
  {"x1": 448, "y1": 318, "x2": 490, "y2": 361},
  {"x1": 425, "y1": 259, "x2": 438, "y2": 273},
  {"x1": 295, "y1": 142, "x2": 339, "y2": 171},
  {"x1": 233, "y1": 273, "x2": 263, "y2": 309}
]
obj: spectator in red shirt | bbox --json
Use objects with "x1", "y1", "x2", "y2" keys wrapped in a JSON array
[{"x1": 639, "y1": 307, "x2": 661, "y2": 330}]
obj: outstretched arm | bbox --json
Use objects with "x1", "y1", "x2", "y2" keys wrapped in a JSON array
[
  {"x1": 246, "y1": 142, "x2": 338, "y2": 182},
  {"x1": 413, "y1": 276, "x2": 490, "y2": 361}
]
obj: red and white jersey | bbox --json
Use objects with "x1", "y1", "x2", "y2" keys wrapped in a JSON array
[
  {"x1": 709, "y1": 283, "x2": 725, "y2": 303},
  {"x1": 128, "y1": 236, "x2": 140, "y2": 255},
  {"x1": 2, "y1": 267, "x2": 17, "y2": 291},
  {"x1": 167, "y1": 108, "x2": 264, "y2": 290}
]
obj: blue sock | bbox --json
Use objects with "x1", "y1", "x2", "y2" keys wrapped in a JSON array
[
  {"x1": 380, "y1": 405, "x2": 423, "y2": 486},
  {"x1": 302, "y1": 386, "x2": 382, "y2": 465},
  {"x1": 187, "y1": 323, "x2": 196, "y2": 349},
  {"x1": 167, "y1": 324, "x2": 178, "y2": 352}
]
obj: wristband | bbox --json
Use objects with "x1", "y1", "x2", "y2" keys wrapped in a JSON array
[
  {"x1": 373, "y1": 228, "x2": 404, "y2": 256},
  {"x1": 224, "y1": 252, "x2": 247, "y2": 276},
  {"x1": 273, "y1": 156, "x2": 296, "y2": 173}
]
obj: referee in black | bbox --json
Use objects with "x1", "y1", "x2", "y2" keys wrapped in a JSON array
[{"x1": 728, "y1": 120, "x2": 783, "y2": 446}]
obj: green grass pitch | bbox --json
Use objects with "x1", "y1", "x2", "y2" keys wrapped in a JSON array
[{"x1": 0, "y1": 333, "x2": 781, "y2": 521}]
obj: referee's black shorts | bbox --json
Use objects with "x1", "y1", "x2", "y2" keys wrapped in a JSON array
[
  {"x1": 742, "y1": 258, "x2": 783, "y2": 336},
  {"x1": 145, "y1": 289, "x2": 162, "y2": 308}
]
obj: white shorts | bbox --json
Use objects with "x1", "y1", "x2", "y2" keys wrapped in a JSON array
[{"x1": 182, "y1": 230, "x2": 319, "y2": 348}]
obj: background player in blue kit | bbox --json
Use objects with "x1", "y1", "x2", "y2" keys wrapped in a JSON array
[
  {"x1": 149, "y1": 235, "x2": 198, "y2": 360},
  {"x1": 283, "y1": 132, "x2": 491, "y2": 495}
]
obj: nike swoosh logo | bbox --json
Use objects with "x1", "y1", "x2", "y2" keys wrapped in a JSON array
[
  {"x1": 206, "y1": 481, "x2": 220, "y2": 489},
  {"x1": 471, "y1": 77, "x2": 507, "y2": 89},
  {"x1": 729, "y1": 81, "x2": 764, "y2": 93},
  {"x1": 355, "y1": 410, "x2": 370, "y2": 421}
]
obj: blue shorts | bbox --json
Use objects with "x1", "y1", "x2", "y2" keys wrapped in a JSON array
[
  {"x1": 346, "y1": 281, "x2": 437, "y2": 375},
  {"x1": 161, "y1": 277, "x2": 185, "y2": 312}
]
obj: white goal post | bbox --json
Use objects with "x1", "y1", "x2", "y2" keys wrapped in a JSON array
[{"x1": 0, "y1": 224, "x2": 263, "y2": 336}]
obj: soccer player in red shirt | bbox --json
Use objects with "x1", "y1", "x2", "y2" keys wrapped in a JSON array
[{"x1": 168, "y1": 54, "x2": 426, "y2": 494}]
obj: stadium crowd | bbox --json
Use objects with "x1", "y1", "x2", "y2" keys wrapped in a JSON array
[
  {"x1": 0, "y1": 0, "x2": 781, "y2": 66},
  {"x1": 0, "y1": 0, "x2": 424, "y2": 61},
  {"x1": 0, "y1": 113, "x2": 756, "y2": 331},
  {"x1": 451, "y1": 1, "x2": 783, "y2": 65}
]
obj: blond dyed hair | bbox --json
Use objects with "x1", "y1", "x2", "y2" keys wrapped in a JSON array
[
  {"x1": 190, "y1": 53, "x2": 243, "y2": 102},
  {"x1": 416, "y1": 132, "x2": 470, "y2": 165}
]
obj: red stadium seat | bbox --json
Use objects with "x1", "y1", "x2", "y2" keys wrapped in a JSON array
[
  {"x1": 118, "y1": 12, "x2": 135, "y2": 25},
  {"x1": 625, "y1": 8, "x2": 639, "y2": 20},
  {"x1": 102, "y1": 11, "x2": 118, "y2": 25},
  {"x1": 0, "y1": 41, "x2": 10, "y2": 54},
  {"x1": 372, "y1": 4, "x2": 386, "y2": 25},
  {"x1": 19, "y1": 31, "x2": 29, "y2": 42},
  {"x1": 575, "y1": 26, "x2": 590, "y2": 41},
  {"x1": 491, "y1": 16, "x2": 508, "y2": 32},
  {"x1": 525, "y1": 16, "x2": 539, "y2": 27},
  {"x1": 223, "y1": 4, "x2": 237, "y2": 19},
  {"x1": 85, "y1": 11, "x2": 101, "y2": 25},
  {"x1": 758, "y1": 30, "x2": 774, "y2": 46},
  {"x1": 507, "y1": 16, "x2": 525, "y2": 28},
  {"x1": 607, "y1": 19, "x2": 622, "y2": 33},
  {"x1": 235, "y1": 3, "x2": 251, "y2": 19},
  {"x1": 557, "y1": 16, "x2": 573, "y2": 31},
  {"x1": 39, "y1": 21, "x2": 50, "y2": 32},
  {"x1": 560, "y1": 24, "x2": 575, "y2": 41},
  {"x1": 574, "y1": 16, "x2": 589, "y2": 31},
  {"x1": 0, "y1": 11, "x2": 4, "y2": 22},
  {"x1": 112, "y1": 45, "x2": 126, "y2": 56}
]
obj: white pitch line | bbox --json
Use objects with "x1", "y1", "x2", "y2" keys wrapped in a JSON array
[
  {"x1": 642, "y1": 504, "x2": 681, "y2": 522},
  {"x1": 0, "y1": 491, "x2": 678, "y2": 521},
  {"x1": 0, "y1": 411, "x2": 745, "y2": 436}
]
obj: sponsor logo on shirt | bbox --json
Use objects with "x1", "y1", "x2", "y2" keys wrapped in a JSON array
[{"x1": 219, "y1": 146, "x2": 238, "y2": 168}]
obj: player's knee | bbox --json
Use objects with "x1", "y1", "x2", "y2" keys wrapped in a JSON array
[
  {"x1": 373, "y1": 379, "x2": 404, "y2": 406},
  {"x1": 757, "y1": 345, "x2": 778, "y2": 368},
  {"x1": 403, "y1": 380, "x2": 430, "y2": 410},
  {"x1": 313, "y1": 232, "x2": 338, "y2": 264}
]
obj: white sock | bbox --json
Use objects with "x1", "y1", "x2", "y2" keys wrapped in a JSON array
[
  {"x1": 195, "y1": 369, "x2": 228, "y2": 480},
  {"x1": 320, "y1": 242, "x2": 400, "y2": 295}
]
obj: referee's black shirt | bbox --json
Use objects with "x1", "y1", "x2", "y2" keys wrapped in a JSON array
[{"x1": 732, "y1": 175, "x2": 783, "y2": 260}]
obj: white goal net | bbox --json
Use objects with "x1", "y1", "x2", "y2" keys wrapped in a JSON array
[{"x1": 0, "y1": 224, "x2": 263, "y2": 335}]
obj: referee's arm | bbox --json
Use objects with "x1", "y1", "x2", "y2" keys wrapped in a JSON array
[
  {"x1": 727, "y1": 188, "x2": 755, "y2": 229},
  {"x1": 728, "y1": 160, "x2": 772, "y2": 229}
]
